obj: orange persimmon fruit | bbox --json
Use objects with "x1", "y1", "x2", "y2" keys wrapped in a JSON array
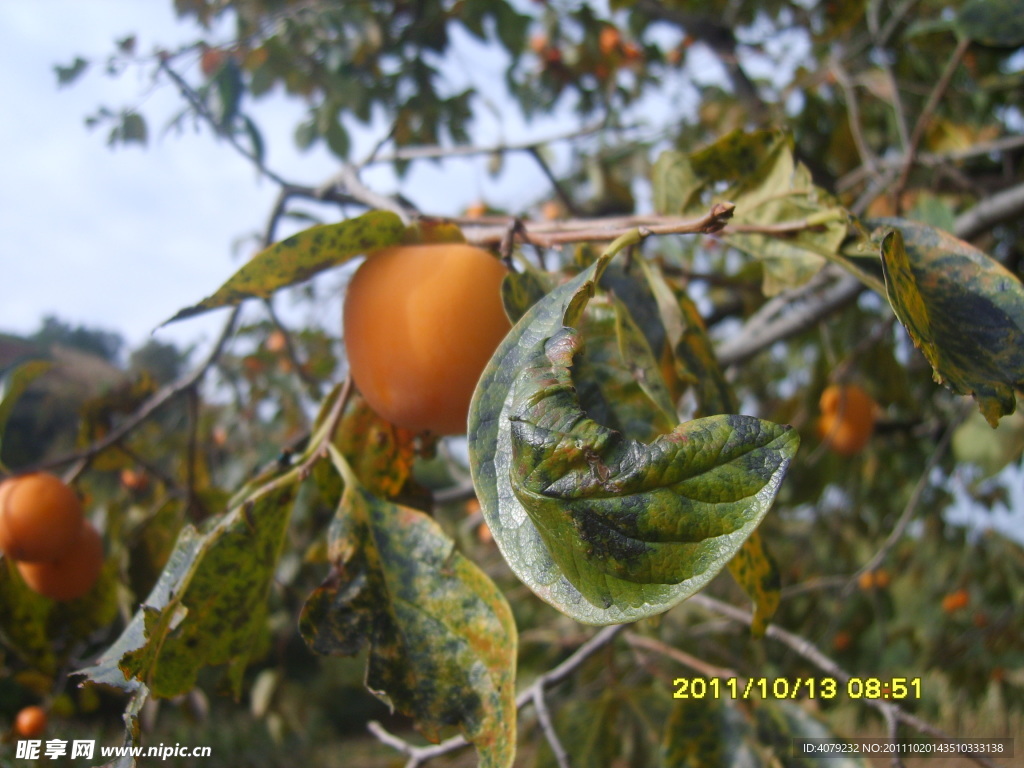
[
  {"x1": 14, "y1": 706, "x2": 48, "y2": 738},
  {"x1": 343, "y1": 243, "x2": 511, "y2": 435},
  {"x1": 0, "y1": 473, "x2": 83, "y2": 563},
  {"x1": 599, "y1": 26, "x2": 622, "y2": 56},
  {"x1": 16, "y1": 520, "x2": 104, "y2": 602},
  {"x1": 941, "y1": 589, "x2": 970, "y2": 613},
  {"x1": 816, "y1": 384, "x2": 876, "y2": 456}
]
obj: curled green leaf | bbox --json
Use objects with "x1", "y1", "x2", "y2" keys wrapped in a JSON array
[
  {"x1": 470, "y1": 238, "x2": 798, "y2": 625},
  {"x1": 505, "y1": 326, "x2": 797, "y2": 612}
]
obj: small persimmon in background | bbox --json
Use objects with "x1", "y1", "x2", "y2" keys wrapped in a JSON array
[
  {"x1": 857, "y1": 568, "x2": 890, "y2": 591},
  {"x1": 14, "y1": 706, "x2": 48, "y2": 738},
  {"x1": 941, "y1": 589, "x2": 970, "y2": 613},
  {"x1": 816, "y1": 384, "x2": 877, "y2": 456}
]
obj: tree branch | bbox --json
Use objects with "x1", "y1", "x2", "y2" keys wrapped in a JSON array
[
  {"x1": 954, "y1": 180, "x2": 1024, "y2": 241},
  {"x1": 357, "y1": 120, "x2": 608, "y2": 167},
  {"x1": 716, "y1": 272, "x2": 865, "y2": 367},
  {"x1": 633, "y1": 0, "x2": 769, "y2": 124},
  {"x1": 461, "y1": 203, "x2": 736, "y2": 247}
]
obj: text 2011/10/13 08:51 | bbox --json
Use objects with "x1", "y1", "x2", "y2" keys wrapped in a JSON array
[{"x1": 672, "y1": 676, "x2": 923, "y2": 700}]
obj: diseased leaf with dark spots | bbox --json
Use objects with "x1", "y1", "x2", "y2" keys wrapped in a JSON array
[
  {"x1": 505, "y1": 326, "x2": 797, "y2": 617},
  {"x1": 163, "y1": 210, "x2": 405, "y2": 324},
  {"x1": 640, "y1": 260, "x2": 783, "y2": 633},
  {"x1": 469, "y1": 235, "x2": 798, "y2": 625},
  {"x1": 878, "y1": 221, "x2": 1024, "y2": 426},
  {"x1": 573, "y1": 295, "x2": 676, "y2": 442},
  {"x1": 334, "y1": 391, "x2": 420, "y2": 498},
  {"x1": 727, "y1": 531, "x2": 780, "y2": 637},
  {"x1": 299, "y1": 447, "x2": 516, "y2": 768},
  {"x1": 689, "y1": 129, "x2": 788, "y2": 186},
  {"x1": 77, "y1": 482, "x2": 296, "y2": 698},
  {"x1": 402, "y1": 218, "x2": 467, "y2": 245}
]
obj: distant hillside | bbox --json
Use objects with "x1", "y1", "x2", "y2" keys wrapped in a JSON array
[{"x1": 1, "y1": 332, "x2": 129, "y2": 467}]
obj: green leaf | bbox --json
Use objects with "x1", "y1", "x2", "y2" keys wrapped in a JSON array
[
  {"x1": 501, "y1": 266, "x2": 554, "y2": 324},
  {"x1": 334, "y1": 391, "x2": 420, "y2": 498},
  {"x1": 956, "y1": 0, "x2": 1024, "y2": 46},
  {"x1": 0, "y1": 358, "x2": 52, "y2": 470},
  {"x1": 573, "y1": 295, "x2": 677, "y2": 442},
  {"x1": 117, "y1": 112, "x2": 148, "y2": 146},
  {"x1": 299, "y1": 447, "x2": 516, "y2": 768},
  {"x1": 953, "y1": 405, "x2": 1024, "y2": 479},
  {"x1": 639, "y1": 263, "x2": 782, "y2": 634},
  {"x1": 0, "y1": 557, "x2": 58, "y2": 675},
  {"x1": 163, "y1": 210, "x2": 405, "y2": 324},
  {"x1": 211, "y1": 59, "x2": 243, "y2": 128},
  {"x1": 469, "y1": 242, "x2": 799, "y2": 625},
  {"x1": 54, "y1": 57, "x2": 89, "y2": 86},
  {"x1": 878, "y1": 223, "x2": 1024, "y2": 426},
  {"x1": 721, "y1": 139, "x2": 846, "y2": 296},
  {"x1": 662, "y1": 697, "x2": 764, "y2": 768},
  {"x1": 652, "y1": 150, "x2": 703, "y2": 215},
  {"x1": 78, "y1": 481, "x2": 296, "y2": 698},
  {"x1": 241, "y1": 114, "x2": 265, "y2": 168}
]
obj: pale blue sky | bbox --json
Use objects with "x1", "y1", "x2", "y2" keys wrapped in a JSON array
[{"x1": 0, "y1": 2, "x2": 567, "y2": 353}]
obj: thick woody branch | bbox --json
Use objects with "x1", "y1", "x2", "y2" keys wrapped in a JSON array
[
  {"x1": 954, "y1": 181, "x2": 1024, "y2": 241},
  {"x1": 460, "y1": 203, "x2": 736, "y2": 247}
]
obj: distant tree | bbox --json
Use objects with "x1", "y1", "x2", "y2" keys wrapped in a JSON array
[{"x1": 30, "y1": 315, "x2": 123, "y2": 364}]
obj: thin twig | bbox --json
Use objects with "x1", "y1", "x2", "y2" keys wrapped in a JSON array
[
  {"x1": 893, "y1": 36, "x2": 971, "y2": 203},
  {"x1": 462, "y1": 203, "x2": 735, "y2": 248},
  {"x1": 866, "y1": 0, "x2": 911, "y2": 151},
  {"x1": 847, "y1": 404, "x2": 969, "y2": 593},
  {"x1": 315, "y1": 164, "x2": 412, "y2": 223},
  {"x1": 624, "y1": 633, "x2": 743, "y2": 682},
  {"x1": 532, "y1": 688, "x2": 571, "y2": 768},
  {"x1": 262, "y1": 298, "x2": 322, "y2": 402},
  {"x1": 953, "y1": 180, "x2": 1024, "y2": 241},
  {"x1": 528, "y1": 146, "x2": 581, "y2": 218},
  {"x1": 357, "y1": 120, "x2": 608, "y2": 167},
  {"x1": 831, "y1": 54, "x2": 881, "y2": 179},
  {"x1": 157, "y1": 58, "x2": 289, "y2": 188},
  {"x1": 716, "y1": 273, "x2": 865, "y2": 367}
]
